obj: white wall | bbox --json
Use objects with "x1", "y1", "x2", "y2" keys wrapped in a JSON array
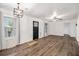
[
  {"x1": 48, "y1": 19, "x2": 77, "y2": 37},
  {"x1": 76, "y1": 15, "x2": 79, "y2": 43},
  {"x1": 20, "y1": 16, "x2": 45, "y2": 44},
  {"x1": 64, "y1": 20, "x2": 77, "y2": 37},
  {"x1": 48, "y1": 21, "x2": 64, "y2": 36},
  {"x1": 0, "y1": 12, "x2": 2, "y2": 50},
  {"x1": 20, "y1": 16, "x2": 33, "y2": 44}
]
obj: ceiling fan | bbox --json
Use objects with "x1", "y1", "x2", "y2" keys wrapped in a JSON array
[
  {"x1": 47, "y1": 11, "x2": 67, "y2": 22},
  {"x1": 47, "y1": 17, "x2": 62, "y2": 22}
]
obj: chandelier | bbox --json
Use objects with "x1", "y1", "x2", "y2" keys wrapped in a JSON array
[
  {"x1": 13, "y1": 3, "x2": 23, "y2": 18},
  {"x1": 13, "y1": 3, "x2": 24, "y2": 44}
]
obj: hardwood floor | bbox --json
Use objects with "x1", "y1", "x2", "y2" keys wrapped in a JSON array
[{"x1": 0, "y1": 35, "x2": 79, "y2": 56}]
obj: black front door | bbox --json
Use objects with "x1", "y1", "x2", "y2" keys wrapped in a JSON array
[{"x1": 33, "y1": 21, "x2": 39, "y2": 40}]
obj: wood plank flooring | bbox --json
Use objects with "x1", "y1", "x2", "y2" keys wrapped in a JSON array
[{"x1": 0, "y1": 35, "x2": 79, "y2": 56}]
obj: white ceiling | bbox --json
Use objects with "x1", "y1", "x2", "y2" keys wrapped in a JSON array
[{"x1": 0, "y1": 3, "x2": 79, "y2": 20}]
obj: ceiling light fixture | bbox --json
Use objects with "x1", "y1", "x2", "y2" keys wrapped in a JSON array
[{"x1": 13, "y1": 3, "x2": 23, "y2": 18}]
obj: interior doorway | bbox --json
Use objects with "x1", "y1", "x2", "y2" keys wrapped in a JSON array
[
  {"x1": 44, "y1": 23, "x2": 48, "y2": 37},
  {"x1": 64, "y1": 23, "x2": 71, "y2": 36},
  {"x1": 33, "y1": 21, "x2": 39, "y2": 40}
]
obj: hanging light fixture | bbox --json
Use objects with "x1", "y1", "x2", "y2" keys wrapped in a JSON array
[
  {"x1": 13, "y1": 3, "x2": 24, "y2": 44},
  {"x1": 13, "y1": 3, "x2": 23, "y2": 18}
]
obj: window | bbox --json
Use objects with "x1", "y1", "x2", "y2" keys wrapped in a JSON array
[{"x1": 4, "y1": 16, "x2": 16, "y2": 37}]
